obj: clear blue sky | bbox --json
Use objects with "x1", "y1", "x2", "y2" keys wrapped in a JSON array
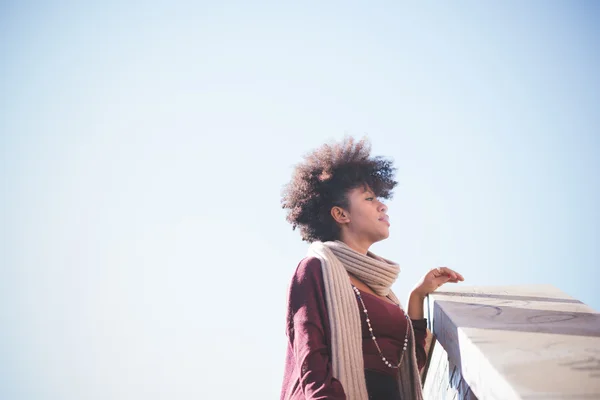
[{"x1": 1, "y1": 1, "x2": 599, "y2": 399}]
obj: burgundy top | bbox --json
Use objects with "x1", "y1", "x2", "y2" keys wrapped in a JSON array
[{"x1": 281, "y1": 257, "x2": 428, "y2": 400}]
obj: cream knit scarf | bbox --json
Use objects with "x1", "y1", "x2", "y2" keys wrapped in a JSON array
[{"x1": 307, "y1": 240, "x2": 423, "y2": 400}]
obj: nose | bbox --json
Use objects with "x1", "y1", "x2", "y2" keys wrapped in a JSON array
[{"x1": 378, "y1": 201, "x2": 387, "y2": 213}]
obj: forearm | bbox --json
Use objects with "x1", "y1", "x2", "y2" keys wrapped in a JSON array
[{"x1": 406, "y1": 291, "x2": 426, "y2": 320}]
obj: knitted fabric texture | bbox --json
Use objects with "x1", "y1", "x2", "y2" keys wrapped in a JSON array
[{"x1": 307, "y1": 240, "x2": 424, "y2": 400}]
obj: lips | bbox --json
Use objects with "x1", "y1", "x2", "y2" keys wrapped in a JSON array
[{"x1": 378, "y1": 215, "x2": 390, "y2": 226}]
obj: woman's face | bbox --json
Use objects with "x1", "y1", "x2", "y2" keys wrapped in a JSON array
[{"x1": 342, "y1": 185, "x2": 390, "y2": 244}]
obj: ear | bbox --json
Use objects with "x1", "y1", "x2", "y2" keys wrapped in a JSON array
[{"x1": 331, "y1": 206, "x2": 350, "y2": 224}]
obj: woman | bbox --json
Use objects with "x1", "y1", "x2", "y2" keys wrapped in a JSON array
[{"x1": 280, "y1": 137, "x2": 464, "y2": 400}]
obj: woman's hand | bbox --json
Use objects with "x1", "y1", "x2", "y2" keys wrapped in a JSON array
[{"x1": 411, "y1": 267, "x2": 464, "y2": 299}]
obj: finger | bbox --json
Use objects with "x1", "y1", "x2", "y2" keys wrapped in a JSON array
[
  {"x1": 433, "y1": 275, "x2": 452, "y2": 286},
  {"x1": 433, "y1": 266, "x2": 450, "y2": 278},
  {"x1": 447, "y1": 269, "x2": 464, "y2": 281},
  {"x1": 442, "y1": 267, "x2": 464, "y2": 281},
  {"x1": 437, "y1": 266, "x2": 458, "y2": 280},
  {"x1": 437, "y1": 275, "x2": 463, "y2": 285}
]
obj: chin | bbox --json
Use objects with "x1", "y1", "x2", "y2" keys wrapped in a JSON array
[{"x1": 374, "y1": 230, "x2": 390, "y2": 242}]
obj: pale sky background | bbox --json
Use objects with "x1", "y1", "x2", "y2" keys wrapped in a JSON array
[{"x1": 1, "y1": 1, "x2": 599, "y2": 399}]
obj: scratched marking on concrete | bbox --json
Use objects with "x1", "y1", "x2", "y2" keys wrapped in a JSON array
[
  {"x1": 558, "y1": 356, "x2": 600, "y2": 378},
  {"x1": 527, "y1": 313, "x2": 577, "y2": 324}
]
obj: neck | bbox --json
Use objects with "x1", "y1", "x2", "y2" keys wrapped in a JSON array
[{"x1": 338, "y1": 233, "x2": 372, "y2": 255}]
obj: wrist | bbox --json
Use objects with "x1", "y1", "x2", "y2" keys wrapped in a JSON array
[
  {"x1": 407, "y1": 290, "x2": 426, "y2": 320},
  {"x1": 410, "y1": 290, "x2": 427, "y2": 302}
]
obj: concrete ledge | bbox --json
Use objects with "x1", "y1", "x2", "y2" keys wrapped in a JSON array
[{"x1": 422, "y1": 285, "x2": 600, "y2": 400}]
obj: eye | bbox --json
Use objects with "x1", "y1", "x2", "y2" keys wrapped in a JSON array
[{"x1": 366, "y1": 197, "x2": 374, "y2": 201}]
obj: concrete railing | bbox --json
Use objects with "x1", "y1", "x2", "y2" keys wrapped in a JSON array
[{"x1": 421, "y1": 285, "x2": 600, "y2": 400}]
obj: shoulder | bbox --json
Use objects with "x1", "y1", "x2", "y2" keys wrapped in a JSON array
[
  {"x1": 294, "y1": 256, "x2": 323, "y2": 278},
  {"x1": 298, "y1": 256, "x2": 323, "y2": 272},
  {"x1": 290, "y1": 256, "x2": 324, "y2": 287}
]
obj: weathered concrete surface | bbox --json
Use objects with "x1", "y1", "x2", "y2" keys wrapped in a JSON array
[
  {"x1": 422, "y1": 285, "x2": 600, "y2": 400},
  {"x1": 423, "y1": 337, "x2": 478, "y2": 400}
]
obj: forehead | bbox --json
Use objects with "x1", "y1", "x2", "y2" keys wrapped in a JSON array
[{"x1": 347, "y1": 185, "x2": 375, "y2": 197}]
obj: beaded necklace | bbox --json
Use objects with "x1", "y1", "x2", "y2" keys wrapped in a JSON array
[{"x1": 351, "y1": 284, "x2": 410, "y2": 369}]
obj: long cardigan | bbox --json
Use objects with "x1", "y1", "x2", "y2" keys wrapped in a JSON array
[{"x1": 281, "y1": 257, "x2": 428, "y2": 400}]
